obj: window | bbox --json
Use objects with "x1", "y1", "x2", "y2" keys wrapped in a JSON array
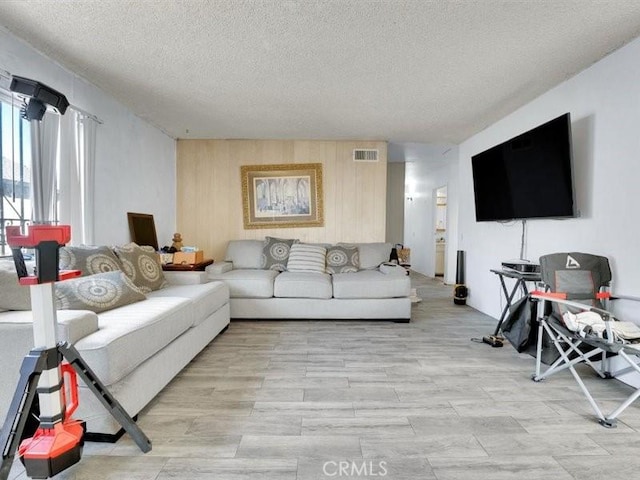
[
  {"x1": 1, "y1": 96, "x2": 32, "y2": 256},
  {"x1": 1, "y1": 79, "x2": 99, "y2": 253}
]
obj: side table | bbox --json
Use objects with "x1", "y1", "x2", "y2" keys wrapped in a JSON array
[
  {"x1": 490, "y1": 268, "x2": 541, "y2": 336},
  {"x1": 162, "y1": 259, "x2": 214, "y2": 272}
]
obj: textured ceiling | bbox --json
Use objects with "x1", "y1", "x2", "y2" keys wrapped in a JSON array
[{"x1": 1, "y1": 1, "x2": 640, "y2": 143}]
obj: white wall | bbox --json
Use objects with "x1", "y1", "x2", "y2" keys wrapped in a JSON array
[
  {"x1": 0, "y1": 28, "x2": 176, "y2": 247},
  {"x1": 457, "y1": 35, "x2": 640, "y2": 319},
  {"x1": 404, "y1": 146, "x2": 459, "y2": 282}
]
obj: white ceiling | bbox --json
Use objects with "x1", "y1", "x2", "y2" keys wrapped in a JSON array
[{"x1": 1, "y1": 1, "x2": 640, "y2": 144}]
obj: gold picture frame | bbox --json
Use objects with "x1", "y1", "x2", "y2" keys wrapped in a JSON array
[{"x1": 241, "y1": 163, "x2": 324, "y2": 229}]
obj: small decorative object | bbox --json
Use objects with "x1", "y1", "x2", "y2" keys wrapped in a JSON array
[
  {"x1": 159, "y1": 253, "x2": 174, "y2": 265},
  {"x1": 398, "y1": 248, "x2": 411, "y2": 265},
  {"x1": 171, "y1": 233, "x2": 183, "y2": 251},
  {"x1": 241, "y1": 163, "x2": 324, "y2": 229},
  {"x1": 173, "y1": 250, "x2": 204, "y2": 265}
]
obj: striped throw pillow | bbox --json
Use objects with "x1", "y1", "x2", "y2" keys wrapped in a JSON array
[{"x1": 286, "y1": 244, "x2": 327, "y2": 273}]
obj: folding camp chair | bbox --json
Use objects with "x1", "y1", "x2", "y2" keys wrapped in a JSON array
[{"x1": 531, "y1": 252, "x2": 640, "y2": 427}]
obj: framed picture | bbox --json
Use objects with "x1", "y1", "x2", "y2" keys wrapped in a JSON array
[{"x1": 241, "y1": 163, "x2": 324, "y2": 229}]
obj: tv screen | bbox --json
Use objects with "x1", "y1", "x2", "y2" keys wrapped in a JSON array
[{"x1": 471, "y1": 113, "x2": 575, "y2": 222}]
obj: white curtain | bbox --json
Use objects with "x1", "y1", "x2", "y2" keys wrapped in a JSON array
[
  {"x1": 30, "y1": 113, "x2": 60, "y2": 224},
  {"x1": 58, "y1": 111, "x2": 98, "y2": 245}
]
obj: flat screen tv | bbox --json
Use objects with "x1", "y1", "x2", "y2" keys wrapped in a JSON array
[{"x1": 471, "y1": 113, "x2": 575, "y2": 222}]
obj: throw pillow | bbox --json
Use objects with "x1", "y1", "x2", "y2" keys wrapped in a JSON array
[
  {"x1": 326, "y1": 245, "x2": 359, "y2": 274},
  {"x1": 59, "y1": 245, "x2": 122, "y2": 276},
  {"x1": 287, "y1": 243, "x2": 326, "y2": 273},
  {"x1": 262, "y1": 237, "x2": 297, "y2": 271},
  {"x1": 341, "y1": 242, "x2": 392, "y2": 270},
  {"x1": 55, "y1": 271, "x2": 146, "y2": 313},
  {"x1": 225, "y1": 240, "x2": 264, "y2": 269},
  {"x1": 0, "y1": 263, "x2": 31, "y2": 310},
  {"x1": 113, "y1": 243, "x2": 167, "y2": 293}
]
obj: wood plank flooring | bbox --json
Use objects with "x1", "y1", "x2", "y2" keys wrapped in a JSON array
[{"x1": 8, "y1": 273, "x2": 640, "y2": 479}]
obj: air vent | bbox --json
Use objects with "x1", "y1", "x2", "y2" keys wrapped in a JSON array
[{"x1": 353, "y1": 149, "x2": 379, "y2": 162}]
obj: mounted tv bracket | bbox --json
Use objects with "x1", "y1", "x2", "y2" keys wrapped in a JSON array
[{"x1": 0, "y1": 77, "x2": 151, "y2": 480}]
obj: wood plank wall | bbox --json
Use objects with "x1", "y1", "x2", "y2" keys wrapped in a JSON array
[{"x1": 176, "y1": 139, "x2": 388, "y2": 261}]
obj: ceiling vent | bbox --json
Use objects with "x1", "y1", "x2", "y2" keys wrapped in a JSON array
[{"x1": 353, "y1": 149, "x2": 379, "y2": 162}]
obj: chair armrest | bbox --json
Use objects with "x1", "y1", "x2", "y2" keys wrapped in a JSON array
[
  {"x1": 206, "y1": 262, "x2": 233, "y2": 275},
  {"x1": 611, "y1": 294, "x2": 640, "y2": 302},
  {"x1": 531, "y1": 292, "x2": 614, "y2": 320}
]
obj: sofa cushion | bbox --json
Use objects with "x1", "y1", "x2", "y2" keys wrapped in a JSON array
[
  {"x1": 262, "y1": 236, "x2": 296, "y2": 271},
  {"x1": 287, "y1": 244, "x2": 326, "y2": 273},
  {"x1": 354, "y1": 243, "x2": 393, "y2": 270},
  {"x1": 274, "y1": 272, "x2": 332, "y2": 299},
  {"x1": 332, "y1": 270, "x2": 410, "y2": 299},
  {"x1": 209, "y1": 269, "x2": 279, "y2": 298},
  {"x1": 0, "y1": 265, "x2": 31, "y2": 310},
  {"x1": 225, "y1": 240, "x2": 264, "y2": 269},
  {"x1": 0, "y1": 309, "x2": 99, "y2": 344},
  {"x1": 55, "y1": 271, "x2": 146, "y2": 313},
  {"x1": 74, "y1": 296, "x2": 193, "y2": 385},
  {"x1": 59, "y1": 245, "x2": 122, "y2": 276},
  {"x1": 326, "y1": 245, "x2": 359, "y2": 274},
  {"x1": 147, "y1": 281, "x2": 229, "y2": 327},
  {"x1": 56, "y1": 310, "x2": 101, "y2": 343},
  {"x1": 113, "y1": 243, "x2": 167, "y2": 293}
]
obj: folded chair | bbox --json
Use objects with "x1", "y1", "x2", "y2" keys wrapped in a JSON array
[{"x1": 531, "y1": 252, "x2": 640, "y2": 427}]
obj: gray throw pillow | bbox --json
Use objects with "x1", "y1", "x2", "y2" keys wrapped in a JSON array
[
  {"x1": 326, "y1": 245, "x2": 359, "y2": 274},
  {"x1": 59, "y1": 245, "x2": 122, "y2": 276},
  {"x1": 55, "y1": 271, "x2": 146, "y2": 313},
  {"x1": 262, "y1": 237, "x2": 297, "y2": 271},
  {"x1": 113, "y1": 243, "x2": 167, "y2": 293}
]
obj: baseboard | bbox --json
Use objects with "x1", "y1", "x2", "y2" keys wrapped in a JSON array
[
  {"x1": 84, "y1": 415, "x2": 137, "y2": 443},
  {"x1": 232, "y1": 317, "x2": 410, "y2": 322}
]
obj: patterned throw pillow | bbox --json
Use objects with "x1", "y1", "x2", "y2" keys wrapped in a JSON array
[
  {"x1": 262, "y1": 237, "x2": 297, "y2": 271},
  {"x1": 326, "y1": 245, "x2": 359, "y2": 274},
  {"x1": 55, "y1": 271, "x2": 146, "y2": 313},
  {"x1": 287, "y1": 244, "x2": 326, "y2": 273},
  {"x1": 59, "y1": 245, "x2": 122, "y2": 276},
  {"x1": 113, "y1": 243, "x2": 167, "y2": 293}
]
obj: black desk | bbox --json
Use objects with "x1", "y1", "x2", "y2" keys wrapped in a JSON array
[{"x1": 490, "y1": 269, "x2": 541, "y2": 336}]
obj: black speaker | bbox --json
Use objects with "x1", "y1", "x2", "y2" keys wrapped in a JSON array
[{"x1": 454, "y1": 250, "x2": 467, "y2": 305}]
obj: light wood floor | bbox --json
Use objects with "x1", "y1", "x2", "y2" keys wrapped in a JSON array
[{"x1": 9, "y1": 273, "x2": 640, "y2": 479}]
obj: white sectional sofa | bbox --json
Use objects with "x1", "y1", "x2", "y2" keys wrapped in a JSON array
[
  {"x1": 207, "y1": 239, "x2": 411, "y2": 321},
  {"x1": 0, "y1": 246, "x2": 230, "y2": 440}
]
